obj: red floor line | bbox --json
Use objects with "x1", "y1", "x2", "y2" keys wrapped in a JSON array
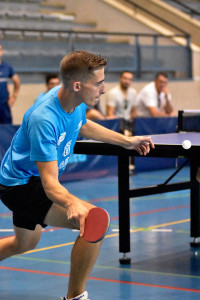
[
  {"x1": 0, "y1": 266, "x2": 200, "y2": 293},
  {"x1": 0, "y1": 227, "x2": 64, "y2": 240},
  {"x1": 89, "y1": 195, "x2": 117, "y2": 203},
  {"x1": 0, "y1": 205, "x2": 189, "y2": 239},
  {"x1": 0, "y1": 266, "x2": 69, "y2": 277},
  {"x1": 0, "y1": 226, "x2": 64, "y2": 240},
  {"x1": 0, "y1": 212, "x2": 12, "y2": 217},
  {"x1": 42, "y1": 227, "x2": 63, "y2": 233},
  {"x1": 111, "y1": 205, "x2": 190, "y2": 220}
]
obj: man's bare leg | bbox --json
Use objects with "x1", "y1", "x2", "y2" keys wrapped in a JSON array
[
  {"x1": 67, "y1": 237, "x2": 102, "y2": 298},
  {"x1": 44, "y1": 202, "x2": 102, "y2": 299},
  {"x1": 0, "y1": 224, "x2": 42, "y2": 261}
]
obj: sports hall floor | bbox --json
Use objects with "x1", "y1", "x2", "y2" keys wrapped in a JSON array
[{"x1": 1, "y1": 166, "x2": 200, "y2": 299}]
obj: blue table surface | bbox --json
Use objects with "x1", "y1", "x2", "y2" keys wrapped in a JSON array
[
  {"x1": 150, "y1": 132, "x2": 200, "y2": 146},
  {"x1": 77, "y1": 132, "x2": 200, "y2": 148}
]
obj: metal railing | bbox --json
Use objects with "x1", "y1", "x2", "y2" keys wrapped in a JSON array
[
  {"x1": 122, "y1": 0, "x2": 189, "y2": 34},
  {"x1": 0, "y1": 28, "x2": 192, "y2": 79},
  {"x1": 163, "y1": 0, "x2": 200, "y2": 18}
]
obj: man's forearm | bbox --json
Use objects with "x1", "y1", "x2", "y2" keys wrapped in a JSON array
[
  {"x1": 79, "y1": 119, "x2": 129, "y2": 147},
  {"x1": 165, "y1": 99, "x2": 174, "y2": 114},
  {"x1": 79, "y1": 120, "x2": 154, "y2": 155},
  {"x1": 36, "y1": 161, "x2": 81, "y2": 209},
  {"x1": 12, "y1": 74, "x2": 20, "y2": 99},
  {"x1": 43, "y1": 177, "x2": 80, "y2": 209},
  {"x1": 149, "y1": 107, "x2": 169, "y2": 117}
]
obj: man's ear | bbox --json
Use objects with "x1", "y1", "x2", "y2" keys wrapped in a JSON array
[{"x1": 72, "y1": 81, "x2": 81, "y2": 92}]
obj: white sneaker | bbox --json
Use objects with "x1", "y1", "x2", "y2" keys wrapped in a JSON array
[{"x1": 60, "y1": 291, "x2": 90, "y2": 300}]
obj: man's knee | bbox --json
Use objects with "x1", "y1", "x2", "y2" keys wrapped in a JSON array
[
  {"x1": 13, "y1": 225, "x2": 42, "y2": 254},
  {"x1": 14, "y1": 237, "x2": 38, "y2": 254}
]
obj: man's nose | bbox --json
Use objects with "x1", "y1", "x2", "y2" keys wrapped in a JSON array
[{"x1": 101, "y1": 82, "x2": 106, "y2": 94}]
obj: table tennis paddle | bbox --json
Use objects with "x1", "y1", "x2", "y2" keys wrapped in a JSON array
[{"x1": 82, "y1": 207, "x2": 110, "y2": 243}]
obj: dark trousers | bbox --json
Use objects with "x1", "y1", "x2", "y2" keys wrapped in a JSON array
[{"x1": 0, "y1": 103, "x2": 12, "y2": 124}]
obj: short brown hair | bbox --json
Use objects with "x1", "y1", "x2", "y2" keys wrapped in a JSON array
[
  {"x1": 45, "y1": 73, "x2": 59, "y2": 84},
  {"x1": 60, "y1": 50, "x2": 107, "y2": 87},
  {"x1": 120, "y1": 70, "x2": 133, "y2": 77},
  {"x1": 155, "y1": 71, "x2": 168, "y2": 79}
]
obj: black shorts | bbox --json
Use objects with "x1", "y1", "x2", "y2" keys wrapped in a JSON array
[{"x1": 0, "y1": 176, "x2": 53, "y2": 230}]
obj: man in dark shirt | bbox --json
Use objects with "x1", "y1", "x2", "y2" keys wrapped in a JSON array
[{"x1": 0, "y1": 44, "x2": 20, "y2": 124}]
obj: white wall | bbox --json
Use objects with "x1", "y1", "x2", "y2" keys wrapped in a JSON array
[{"x1": 12, "y1": 80, "x2": 200, "y2": 124}]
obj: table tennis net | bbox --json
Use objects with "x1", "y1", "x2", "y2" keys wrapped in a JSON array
[{"x1": 178, "y1": 110, "x2": 200, "y2": 132}]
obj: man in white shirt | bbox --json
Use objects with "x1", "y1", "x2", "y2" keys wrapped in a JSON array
[
  {"x1": 136, "y1": 72, "x2": 175, "y2": 117},
  {"x1": 106, "y1": 71, "x2": 137, "y2": 173},
  {"x1": 106, "y1": 71, "x2": 137, "y2": 123}
]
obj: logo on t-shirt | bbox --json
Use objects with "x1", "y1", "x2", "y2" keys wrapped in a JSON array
[
  {"x1": 58, "y1": 157, "x2": 69, "y2": 170},
  {"x1": 58, "y1": 140, "x2": 72, "y2": 170},
  {"x1": 75, "y1": 121, "x2": 83, "y2": 131},
  {"x1": 62, "y1": 140, "x2": 72, "y2": 157},
  {"x1": 57, "y1": 132, "x2": 66, "y2": 147}
]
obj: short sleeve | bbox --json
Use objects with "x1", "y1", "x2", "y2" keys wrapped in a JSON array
[
  {"x1": 8, "y1": 64, "x2": 15, "y2": 78},
  {"x1": 28, "y1": 116, "x2": 57, "y2": 162},
  {"x1": 81, "y1": 103, "x2": 87, "y2": 125},
  {"x1": 142, "y1": 92, "x2": 156, "y2": 107}
]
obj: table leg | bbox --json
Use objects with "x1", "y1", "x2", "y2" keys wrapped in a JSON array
[
  {"x1": 118, "y1": 154, "x2": 131, "y2": 264},
  {"x1": 190, "y1": 160, "x2": 200, "y2": 247}
]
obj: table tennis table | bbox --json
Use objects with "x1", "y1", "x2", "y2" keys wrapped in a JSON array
[{"x1": 74, "y1": 132, "x2": 200, "y2": 264}]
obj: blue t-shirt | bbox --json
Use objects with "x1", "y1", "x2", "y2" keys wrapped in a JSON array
[
  {"x1": 0, "y1": 86, "x2": 87, "y2": 186},
  {"x1": 0, "y1": 61, "x2": 15, "y2": 104},
  {"x1": 34, "y1": 91, "x2": 46, "y2": 105}
]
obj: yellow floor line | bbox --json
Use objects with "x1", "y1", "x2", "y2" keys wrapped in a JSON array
[
  {"x1": 24, "y1": 241, "x2": 75, "y2": 254},
  {"x1": 23, "y1": 219, "x2": 190, "y2": 255},
  {"x1": 148, "y1": 219, "x2": 190, "y2": 229}
]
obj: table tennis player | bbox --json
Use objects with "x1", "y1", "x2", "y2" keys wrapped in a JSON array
[{"x1": 0, "y1": 50, "x2": 154, "y2": 300}]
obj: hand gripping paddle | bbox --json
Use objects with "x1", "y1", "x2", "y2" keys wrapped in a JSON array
[{"x1": 82, "y1": 207, "x2": 110, "y2": 243}]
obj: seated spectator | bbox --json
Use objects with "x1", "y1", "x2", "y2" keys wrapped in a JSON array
[
  {"x1": 136, "y1": 71, "x2": 175, "y2": 117},
  {"x1": 106, "y1": 71, "x2": 137, "y2": 123},
  {"x1": 106, "y1": 71, "x2": 137, "y2": 173},
  {"x1": 0, "y1": 44, "x2": 20, "y2": 124},
  {"x1": 35, "y1": 73, "x2": 60, "y2": 104}
]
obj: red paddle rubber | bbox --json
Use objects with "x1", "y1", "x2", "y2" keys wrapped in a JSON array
[{"x1": 82, "y1": 207, "x2": 110, "y2": 243}]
